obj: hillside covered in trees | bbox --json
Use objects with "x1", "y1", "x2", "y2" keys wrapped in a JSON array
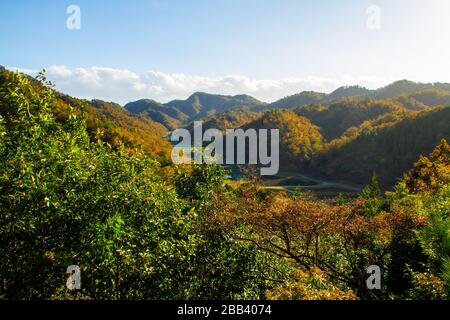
[
  {"x1": 0, "y1": 67, "x2": 172, "y2": 161},
  {"x1": 311, "y1": 106, "x2": 450, "y2": 187}
]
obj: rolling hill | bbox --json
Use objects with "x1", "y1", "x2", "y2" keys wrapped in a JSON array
[
  {"x1": 311, "y1": 106, "x2": 450, "y2": 187},
  {"x1": 0, "y1": 67, "x2": 172, "y2": 160},
  {"x1": 295, "y1": 98, "x2": 406, "y2": 140}
]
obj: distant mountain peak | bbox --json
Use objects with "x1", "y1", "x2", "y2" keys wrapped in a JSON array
[{"x1": 327, "y1": 85, "x2": 371, "y2": 101}]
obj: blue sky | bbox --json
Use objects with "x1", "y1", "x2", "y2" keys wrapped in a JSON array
[{"x1": 2, "y1": 0, "x2": 450, "y2": 104}]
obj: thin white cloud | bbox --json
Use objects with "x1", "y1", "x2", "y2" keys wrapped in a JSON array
[{"x1": 8, "y1": 66, "x2": 393, "y2": 105}]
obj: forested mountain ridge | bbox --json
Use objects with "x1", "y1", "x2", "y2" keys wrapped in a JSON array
[
  {"x1": 244, "y1": 110, "x2": 325, "y2": 166},
  {"x1": 311, "y1": 106, "x2": 450, "y2": 187},
  {"x1": 125, "y1": 79, "x2": 450, "y2": 131},
  {"x1": 165, "y1": 92, "x2": 265, "y2": 117},
  {"x1": 263, "y1": 80, "x2": 450, "y2": 111},
  {"x1": 125, "y1": 92, "x2": 266, "y2": 130},
  {"x1": 263, "y1": 91, "x2": 326, "y2": 110},
  {"x1": 123, "y1": 98, "x2": 189, "y2": 130},
  {"x1": 295, "y1": 98, "x2": 407, "y2": 140}
]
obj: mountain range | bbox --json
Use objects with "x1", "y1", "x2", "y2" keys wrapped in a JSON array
[
  {"x1": 123, "y1": 79, "x2": 450, "y2": 188},
  {"x1": 124, "y1": 80, "x2": 450, "y2": 130},
  {"x1": 2, "y1": 66, "x2": 449, "y2": 189}
]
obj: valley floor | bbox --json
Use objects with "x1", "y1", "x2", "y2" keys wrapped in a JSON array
[{"x1": 226, "y1": 167, "x2": 362, "y2": 197}]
